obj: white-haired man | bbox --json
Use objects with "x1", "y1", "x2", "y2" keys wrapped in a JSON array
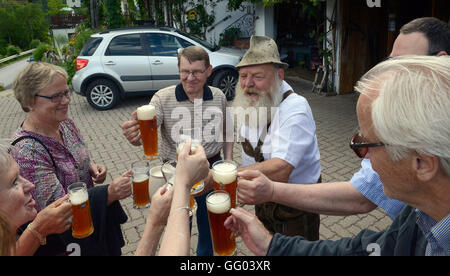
[
  {"x1": 237, "y1": 17, "x2": 450, "y2": 221},
  {"x1": 226, "y1": 55, "x2": 450, "y2": 256},
  {"x1": 232, "y1": 36, "x2": 321, "y2": 240}
]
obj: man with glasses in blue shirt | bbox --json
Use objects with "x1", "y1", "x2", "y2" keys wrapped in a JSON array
[
  {"x1": 227, "y1": 55, "x2": 449, "y2": 256},
  {"x1": 237, "y1": 17, "x2": 449, "y2": 221}
]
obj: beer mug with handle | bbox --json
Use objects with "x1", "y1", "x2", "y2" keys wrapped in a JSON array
[
  {"x1": 131, "y1": 159, "x2": 151, "y2": 209},
  {"x1": 212, "y1": 160, "x2": 238, "y2": 208},
  {"x1": 149, "y1": 165, "x2": 166, "y2": 198},
  {"x1": 161, "y1": 160, "x2": 197, "y2": 216},
  {"x1": 68, "y1": 182, "x2": 94, "y2": 239}
]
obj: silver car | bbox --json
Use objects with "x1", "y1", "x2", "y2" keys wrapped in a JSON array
[{"x1": 72, "y1": 26, "x2": 244, "y2": 110}]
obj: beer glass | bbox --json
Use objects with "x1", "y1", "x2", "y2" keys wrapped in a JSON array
[
  {"x1": 161, "y1": 160, "x2": 176, "y2": 183},
  {"x1": 68, "y1": 182, "x2": 94, "y2": 239},
  {"x1": 137, "y1": 104, "x2": 158, "y2": 159},
  {"x1": 176, "y1": 127, "x2": 204, "y2": 194},
  {"x1": 162, "y1": 160, "x2": 197, "y2": 216},
  {"x1": 149, "y1": 165, "x2": 166, "y2": 198},
  {"x1": 131, "y1": 160, "x2": 150, "y2": 209},
  {"x1": 212, "y1": 160, "x2": 238, "y2": 208},
  {"x1": 206, "y1": 190, "x2": 236, "y2": 256}
]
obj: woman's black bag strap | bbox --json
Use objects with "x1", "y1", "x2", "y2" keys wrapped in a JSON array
[{"x1": 11, "y1": 135, "x2": 56, "y2": 168}]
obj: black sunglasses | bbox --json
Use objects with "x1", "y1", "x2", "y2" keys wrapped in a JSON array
[{"x1": 349, "y1": 132, "x2": 385, "y2": 158}]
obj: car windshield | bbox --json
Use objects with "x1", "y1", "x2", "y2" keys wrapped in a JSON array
[{"x1": 175, "y1": 30, "x2": 217, "y2": 51}]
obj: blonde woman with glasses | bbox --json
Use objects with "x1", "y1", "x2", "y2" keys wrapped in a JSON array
[{"x1": 10, "y1": 62, "x2": 131, "y2": 255}]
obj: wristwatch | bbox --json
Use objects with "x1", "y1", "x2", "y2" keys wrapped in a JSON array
[{"x1": 27, "y1": 222, "x2": 46, "y2": 245}]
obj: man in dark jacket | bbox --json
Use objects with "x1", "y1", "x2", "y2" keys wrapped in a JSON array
[{"x1": 225, "y1": 55, "x2": 450, "y2": 256}]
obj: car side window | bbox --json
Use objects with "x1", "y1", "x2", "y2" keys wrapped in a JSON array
[
  {"x1": 105, "y1": 34, "x2": 145, "y2": 56},
  {"x1": 176, "y1": 37, "x2": 194, "y2": 48},
  {"x1": 80, "y1": 37, "x2": 103, "y2": 56},
  {"x1": 146, "y1": 33, "x2": 185, "y2": 56}
]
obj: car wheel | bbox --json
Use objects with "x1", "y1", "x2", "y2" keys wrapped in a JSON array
[
  {"x1": 212, "y1": 69, "x2": 238, "y2": 101},
  {"x1": 86, "y1": 79, "x2": 120, "y2": 110}
]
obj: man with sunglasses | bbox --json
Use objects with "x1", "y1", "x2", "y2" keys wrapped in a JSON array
[
  {"x1": 237, "y1": 17, "x2": 449, "y2": 220},
  {"x1": 226, "y1": 55, "x2": 449, "y2": 256}
]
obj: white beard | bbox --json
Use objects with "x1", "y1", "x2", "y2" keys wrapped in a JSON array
[{"x1": 232, "y1": 76, "x2": 283, "y2": 130}]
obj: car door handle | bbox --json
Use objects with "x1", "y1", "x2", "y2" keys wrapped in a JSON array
[
  {"x1": 152, "y1": 60, "x2": 163, "y2": 65},
  {"x1": 104, "y1": 61, "x2": 116, "y2": 65}
]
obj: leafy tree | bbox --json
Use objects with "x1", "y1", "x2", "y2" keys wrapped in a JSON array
[
  {"x1": 0, "y1": 2, "x2": 49, "y2": 50},
  {"x1": 136, "y1": 0, "x2": 150, "y2": 21},
  {"x1": 185, "y1": 3, "x2": 215, "y2": 40},
  {"x1": 104, "y1": 0, "x2": 123, "y2": 29},
  {"x1": 169, "y1": 0, "x2": 188, "y2": 31},
  {"x1": 0, "y1": 6, "x2": 15, "y2": 45},
  {"x1": 18, "y1": 3, "x2": 49, "y2": 48},
  {"x1": 47, "y1": 0, "x2": 67, "y2": 17}
]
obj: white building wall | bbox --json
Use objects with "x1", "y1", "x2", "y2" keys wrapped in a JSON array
[
  {"x1": 120, "y1": 1, "x2": 255, "y2": 46},
  {"x1": 201, "y1": 1, "x2": 253, "y2": 45},
  {"x1": 254, "y1": 4, "x2": 275, "y2": 39},
  {"x1": 66, "y1": 0, "x2": 81, "y2": 8},
  {"x1": 326, "y1": 0, "x2": 341, "y2": 94},
  {"x1": 52, "y1": 28, "x2": 76, "y2": 42}
]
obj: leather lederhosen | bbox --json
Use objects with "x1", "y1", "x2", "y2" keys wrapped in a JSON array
[{"x1": 240, "y1": 90, "x2": 321, "y2": 240}]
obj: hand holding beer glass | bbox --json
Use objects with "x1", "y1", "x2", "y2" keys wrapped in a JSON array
[
  {"x1": 206, "y1": 190, "x2": 236, "y2": 256},
  {"x1": 68, "y1": 182, "x2": 94, "y2": 239},
  {"x1": 161, "y1": 160, "x2": 197, "y2": 216},
  {"x1": 212, "y1": 160, "x2": 238, "y2": 208},
  {"x1": 177, "y1": 128, "x2": 204, "y2": 194},
  {"x1": 137, "y1": 104, "x2": 158, "y2": 159},
  {"x1": 131, "y1": 160, "x2": 151, "y2": 209}
]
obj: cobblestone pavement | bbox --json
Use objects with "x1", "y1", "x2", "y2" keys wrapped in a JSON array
[{"x1": 0, "y1": 76, "x2": 391, "y2": 256}]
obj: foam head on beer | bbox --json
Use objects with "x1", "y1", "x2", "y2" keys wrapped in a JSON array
[
  {"x1": 150, "y1": 166, "x2": 163, "y2": 178},
  {"x1": 212, "y1": 162, "x2": 237, "y2": 185},
  {"x1": 137, "y1": 104, "x2": 156, "y2": 120},
  {"x1": 133, "y1": 173, "x2": 149, "y2": 183},
  {"x1": 162, "y1": 164, "x2": 175, "y2": 176},
  {"x1": 69, "y1": 188, "x2": 89, "y2": 205},
  {"x1": 206, "y1": 192, "x2": 231, "y2": 214}
]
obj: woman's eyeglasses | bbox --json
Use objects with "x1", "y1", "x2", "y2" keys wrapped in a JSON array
[
  {"x1": 349, "y1": 131, "x2": 385, "y2": 158},
  {"x1": 35, "y1": 88, "x2": 73, "y2": 103}
]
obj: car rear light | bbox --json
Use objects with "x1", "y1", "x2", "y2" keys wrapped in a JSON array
[{"x1": 76, "y1": 59, "x2": 89, "y2": 71}]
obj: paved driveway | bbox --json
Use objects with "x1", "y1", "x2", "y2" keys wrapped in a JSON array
[
  {"x1": 0, "y1": 76, "x2": 391, "y2": 256},
  {"x1": 0, "y1": 58, "x2": 29, "y2": 89}
]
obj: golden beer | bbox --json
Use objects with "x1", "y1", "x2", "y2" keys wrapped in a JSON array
[
  {"x1": 206, "y1": 191, "x2": 235, "y2": 256},
  {"x1": 137, "y1": 105, "x2": 158, "y2": 159},
  {"x1": 132, "y1": 174, "x2": 150, "y2": 208},
  {"x1": 212, "y1": 160, "x2": 238, "y2": 208},
  {"x1": 131, "y1": 160, "x2": 150, "y2": 209},
  {"x1": 68, "y1": 182, "x2": 94, "y2": 239},
  {"x1": 189, "y1": 194, "x2": 196, "y2": 211}
]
